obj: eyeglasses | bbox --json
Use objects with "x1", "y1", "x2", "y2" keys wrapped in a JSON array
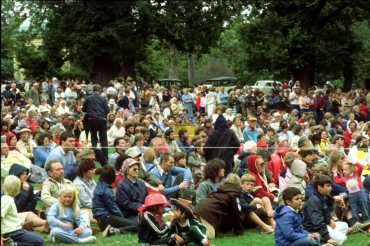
[{"x1": 131, "y1": 168, "x2": 140, "y2": 172}]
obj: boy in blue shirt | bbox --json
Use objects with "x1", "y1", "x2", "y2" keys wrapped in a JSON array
[{"x1": 274, "y1": 187, "x2": 320, "y2": 246}]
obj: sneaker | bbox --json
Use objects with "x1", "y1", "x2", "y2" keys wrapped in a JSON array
[
  {"x1": 23, "y1": 220, "x2": 33, "y2": 230},
  {"x1": 90, "y1": 227, "x2": 100, "y2": 235},
  {"x1": 51, "y1": 237, "x2": 62, "y2": 244},
  {"x1": 321, "y1": 244, "x2": 333, "y2": 246},
  {"x1": 78, "y1": 236, "x2": 96, "y2": 243},
  {"x1": 102, "y1": 224, "x2": 113, "y2": 237}
]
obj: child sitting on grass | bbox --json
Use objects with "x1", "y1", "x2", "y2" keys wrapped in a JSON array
[
  {"x1": 239, "y1": 174, "x2": 274, "y2": 234},
  {"x1": 169, "y1": 198, "x2": 210, "y2": 246},
  {"x1": 138, "y1": 193, "x2": 177, "y2": 245},
  {"x1": 303, "y1": 175, "x2": 348, "y2": 245},
  {"x1": 274, "y1": 187, "x2": 320, "y2": 246},
  {"x1": 1, "y1": 175, "x2": 44, "y2": 246},
  {"x1": 47, "y1": 184, "x2": 96, "y2": 244}
]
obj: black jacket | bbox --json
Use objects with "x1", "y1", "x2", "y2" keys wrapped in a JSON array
[
  {"x1": 204, "y1": 115, "x2": 240, "y2": 174},
  {"x1": 240, "y1": 189, "x2": 268, "y2": 219},
  {"x1": 9, "y1": 164, "x2": 37, "y2": 213},
  {"x1": 302, "y1": 190, "x2": 332, "y2": 242},
  {"x1": 138, "y1": 211, "x2": 171, "y2": 243}
]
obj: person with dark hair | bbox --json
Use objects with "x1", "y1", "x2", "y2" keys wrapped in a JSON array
[
  {"x1": 274, "y1": 187, "x2": 320, "y2": 246},
  {"x1": 73, "y1": 159, "x2": 97, "y2": 225},
  {"x1": 92, "y1": 165, "x2": 138, "y2": 237},
  {"x1": 42, "y1": 131, "x2": 76, "y2": 181},
  {"x1": 82, "y1": 84, "x2": 110, "y2": 161},
  {"x1": 124, "y1": 122, "x2": 135, "y2": 146},
  {"x1": 33, "y1": 132, "x2": 52, "y2": 168},
  {"x1": 203, "y1": 118, "x2": 214, "y2": 136},
  {"x1": 289, "y1": 124, "x2": 303, "y2": 150},
  {"x1": 195, "y1": 158, "x2": 226, "y2": 204},
  {"x1": 164, "y1": 129, "x2": 182, "y2": 155},
  {"x1": 302, "y1": 175, "x2": 348, "y2": 245},
  {"x1": 188, "y1": 141, "x2": 207, "y2": 188},
  {"x1": 149, "y1": 153, "x2": 191, "y2": 199},
  {"x1": 204, "y1": 115, "x2": 240, "y2": 177},
  {"x1": 175, "y1": 128, "x2": 191, "y2": 153},
  {"x1": 109, "y1": 136, "x2": 131, "y2": 166}
]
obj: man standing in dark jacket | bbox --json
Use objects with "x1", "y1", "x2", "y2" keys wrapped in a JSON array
[
  {"x1": 204, "y1": 115, "x2": 240, "y2": 177},
  {"x1": 82, "y1": 85, "x2": 110, "y2": 160}
]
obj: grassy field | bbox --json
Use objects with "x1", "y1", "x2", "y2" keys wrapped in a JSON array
[{"x1": 33, "y1": 151, "x2": 370, "y2": 245}]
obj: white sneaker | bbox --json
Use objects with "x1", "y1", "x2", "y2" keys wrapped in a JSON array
[{"x1": 78, "y1": 236, "x2": 96, "y2": 243}]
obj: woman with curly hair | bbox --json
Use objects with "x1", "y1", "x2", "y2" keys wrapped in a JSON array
[{"x1": 195, "y1": 158, "x2": 225, "y2": 204}]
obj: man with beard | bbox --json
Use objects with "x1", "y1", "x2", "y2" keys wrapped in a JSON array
[
  {"x1": 124, "y1": 122, "x2": 135, "y2": 146},
  {"x1": 204, "y1": 114, "x2": 240, "y2": 177},
  {"x1": 164, "y1": 129, "x2": 182, "y2": 155},
  {"x1": 175, "y1": 128, "x2": 191, "y2": 153}
]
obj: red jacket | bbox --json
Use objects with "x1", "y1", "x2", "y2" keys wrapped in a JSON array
[
  {"x1": 343, "y1": 130, "x2": 352, "y2": 148},
  {"x1": 359, "y1": 103, "x2": 368, "y2": 118},
  {"x1": 267, "y1": 141, "x2": 292, "y2": 185},
  {"x1": 333, "y1": 163, "x2": 363, "y2": 188},
  {"x1": 248, "y1": 155, "x2": 274, "y2": 201},
  {"x1": 315, "y1": 95, "x2": 324, "y2": 110}
]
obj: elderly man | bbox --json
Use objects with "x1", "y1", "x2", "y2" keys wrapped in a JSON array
[
  {"x1": 1, "y1": 139, "x2": 43, "y2": 183},
  {"x1": 38, "y1": 106, "x2": 57, "y2": 125},
  {"x1": 243, "y1": 117, "x2": 259, "y2": 142},
  {"x1": 149, "y1": 153, "x2": 191, "y2": 199},
  {"x1": 16, "y1": 128, "x2": 36, "y2": 159},
  {"x1": 28, "y1": 83, "x2": 40, "y2": 107},
  {"x1": 150, "y1": 137, "x2": 164, "y2": 165}
]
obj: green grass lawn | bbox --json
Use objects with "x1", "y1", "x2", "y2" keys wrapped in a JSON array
[{"x1": 33, "y1": 149, "x2": 370, "y2": 245}]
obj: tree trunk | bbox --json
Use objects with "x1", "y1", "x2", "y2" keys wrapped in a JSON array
[
  {"x1": 168, "y1": 45, "x2": 179, "y2": 79},
  {"x1": 91, "y1": 56, "x2": 116, "y2": 87},
  {"x1": 120, "y1": 59, "x2": 136, "y2": 81},
  {"x1": 291, "y1": 62, "x2": 315, "y2": 91},
  {"x1": 188, "y1": 53, "x2": 196, "y2": 86},
  {"x1": 342, "y1": 61, "x2": 353, "y2": 92}
]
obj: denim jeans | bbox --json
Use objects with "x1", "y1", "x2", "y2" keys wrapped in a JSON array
[
  {"x1": 348, "y1": 189, "x2": 369, "y2": 222},
  {"x1": 89, "y1": 119, "x2": 108, "y2": 160},
  {"x1": 4, "y1": 229, "x2": 44, "y2": 246},
  {"x1": 288, "y1": 236, "x2": 320, "y2": 246},
  {"x1": 50, "y1": 227, "x2": 92, "y2": 244}
]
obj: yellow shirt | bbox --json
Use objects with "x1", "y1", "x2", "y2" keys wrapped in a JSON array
[
  {"x1": 319, "y1": 139, "x2": 331, "y2": 156},
  {"x1": 1, "y1": 150, "x2": 32, "y2": 170},
  {"x1": 1, "y1": 195, "x2": 22, "y2": 235}
]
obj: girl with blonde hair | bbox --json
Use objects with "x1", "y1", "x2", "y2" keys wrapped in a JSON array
[{"x1": 47, "y1": 184, "x2": 96, "y2": 244}]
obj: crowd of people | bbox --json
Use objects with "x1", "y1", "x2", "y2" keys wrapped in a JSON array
[{"x1": 1, "y1": 76, "x2": 370, "y2": 246}]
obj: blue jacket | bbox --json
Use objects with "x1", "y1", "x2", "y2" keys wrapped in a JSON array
[
  {"x1": 116, "y1": 177, "x2": 148, "y2": 222},
  {"x1": 175, "y1": 138, "x2": 191, "y2": 153},
  {"x1": 149, "y1": 165, "x2": 191, "y2": 196},
  {"x1": 268, "y1": 95, "x2": 280, "y2": 110},
  {"x1": 82, "y1": 94, "x2": 110, "y2": 120},
  {"x1": 237, "y1": 151, "x2": 251, "y2": 177},
  {"x1": 92, "y1": 181, "x2": 123, "y2": 221},
  {"x1": 302, "y1": 190, "x2": 332, "y2": 242},
  {"x1": 274, "y1": 205, "x2": 310, "y2": 246},
  {"x1": 33, "y1": 146, "x2": 52, "y2": 168},
  {"x1": 305, "y1": 181, "x2": 348, "y2": 201}
]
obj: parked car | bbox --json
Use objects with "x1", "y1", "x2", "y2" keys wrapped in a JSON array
[
  {"x1": 206, "y1": 76, "x2": 238, "y2": 92},
  {"x1": 250, "y1": 80, "x2": 282, "y2": 95}
]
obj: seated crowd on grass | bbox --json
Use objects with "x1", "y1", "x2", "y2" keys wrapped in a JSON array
[{"x1": 1, "y1": 78, "x2": 370, "y2": 245}]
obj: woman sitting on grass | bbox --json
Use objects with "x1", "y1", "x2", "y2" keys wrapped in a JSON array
[
  {"x1": 92, "y1": 165, "x2": 138, "y2": 237},
  {"x1": 8, "y1": 164, "x2": 49, "y2": 233}
]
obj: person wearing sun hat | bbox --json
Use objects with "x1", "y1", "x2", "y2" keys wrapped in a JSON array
[
  {"x1": 116, "y1": 158, "x2": 148, "y2": 222},
  {"x1": 168, "y1": 198, "x2": 210, "y2": 246}
]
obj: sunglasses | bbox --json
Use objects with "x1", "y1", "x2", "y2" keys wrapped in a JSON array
[{"x1": 257, "y1": 162, "x2": 265, "y2": 166}]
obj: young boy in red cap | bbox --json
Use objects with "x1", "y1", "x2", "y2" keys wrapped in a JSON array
[{"x1": 137, "y1": 193, "x2": 176, "y2": 245}]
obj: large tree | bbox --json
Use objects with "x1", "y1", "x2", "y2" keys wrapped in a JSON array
[
  {"x1": 41, "y1": 0, "x2": 234, "y2": 85},
  {"x1": 228, "y1": 0, "x2": 370, "y2": 90}
]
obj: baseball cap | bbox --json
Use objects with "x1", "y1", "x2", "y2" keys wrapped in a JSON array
[
  {"x1": 125, "y1": 147, "x2": 142, "y2": 158},
  {"x1": 257, "y1": 142, "x2": 268, "y2": 147}
]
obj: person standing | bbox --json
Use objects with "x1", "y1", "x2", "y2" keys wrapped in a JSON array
[{"x1": 82, "y1": 85, "x2": 110, "y2": 160}]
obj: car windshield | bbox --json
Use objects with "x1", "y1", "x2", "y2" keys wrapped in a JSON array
[{"x1": 256, "y1": 82, "x2": 266, "y2": 86}]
